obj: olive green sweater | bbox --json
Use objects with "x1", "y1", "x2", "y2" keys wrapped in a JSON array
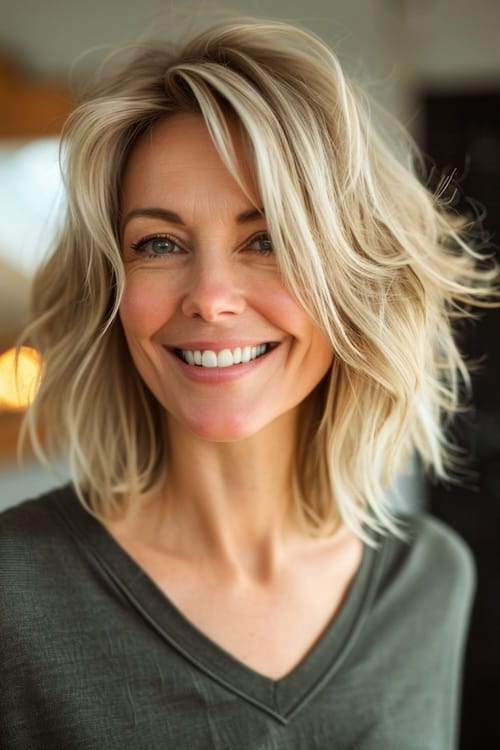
[{"x1": 0, "y1": 486, "x2": 474, "y2": 749}]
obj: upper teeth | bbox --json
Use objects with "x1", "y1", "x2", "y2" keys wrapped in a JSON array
[{"x1": 181, "y1": 345, "x2": 268, "y2": 368}]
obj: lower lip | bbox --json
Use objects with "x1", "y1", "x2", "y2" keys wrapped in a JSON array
[{"x1": 165, "y1": 347, "x2": 275, "y2": 384}]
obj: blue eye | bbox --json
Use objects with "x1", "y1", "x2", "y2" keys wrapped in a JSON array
[
  {"x1": 248, "y1": 233, "x2": 274, "y2": 255},
  {"x1": 130, "y1": 235, "x2": 184, "y2": 257}
]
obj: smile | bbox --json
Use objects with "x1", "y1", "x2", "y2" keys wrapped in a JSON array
[{"x1": 175, "y1": 344, "x2": 271, "y2": 368}]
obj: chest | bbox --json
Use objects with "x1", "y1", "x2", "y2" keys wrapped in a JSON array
[
  {"x1": 114, "y1": 535, "x2": 363, "y2": 680},
  {"x1": 4, "y1": 603, "x2": 445, "y2": 750}
]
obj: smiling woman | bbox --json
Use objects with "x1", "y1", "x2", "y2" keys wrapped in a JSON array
[{"x1": 0, "y1": 17, "x2": 498, "y2": 750}]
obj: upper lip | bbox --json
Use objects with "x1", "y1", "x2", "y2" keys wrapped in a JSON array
[{"x1": 166, "y1": 340, "x2": 278, "y2": 352}]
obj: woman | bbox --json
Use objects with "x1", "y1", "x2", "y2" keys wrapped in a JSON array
[{"x1": 1, "y1": 18, "x2": 497, "y2": 749}]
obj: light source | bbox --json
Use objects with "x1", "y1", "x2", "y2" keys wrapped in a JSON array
[{"x1": 0, "y1": 346, "x2": 42, "y2": 411}]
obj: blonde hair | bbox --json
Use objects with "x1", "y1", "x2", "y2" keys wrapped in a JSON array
[{"x1": 22, "y1": 18, "x2": 498, "y2": 540}]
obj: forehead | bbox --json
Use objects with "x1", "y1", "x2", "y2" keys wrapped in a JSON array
[
  {"x1": 128, "y1": 114, "x2": 219, "y2": 169},
  {"x1": 122, "y1": 112, "x2": 257, "y2": 194},
  {"x1": 119, "y1": 112, "x2": 270, "y2": 239}
]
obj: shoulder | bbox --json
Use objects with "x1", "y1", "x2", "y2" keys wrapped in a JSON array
[
  {"x1": 0, "y1": 485, "x2": 78, "y2": 593},
  {"x1": 0, "y1": 485, "x2": 87, "y2": 643},
  {"x1": 374, "y1": 512, "x2": 476, "y2": 628},
  {"x1": 399, "y1": 512, "x2": 474, "y2": 585},
  {"x1": 0, "y1": 484, "x2": 73, "y2": 546}
]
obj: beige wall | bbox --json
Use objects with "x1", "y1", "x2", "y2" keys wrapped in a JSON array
[{"x1": 1, "y1": 0, "x2": 499, "y2": 116}]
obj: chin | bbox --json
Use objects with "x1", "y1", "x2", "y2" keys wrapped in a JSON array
[{"x1": 174, "y1": 409, "x2": 270, "y2": 443}]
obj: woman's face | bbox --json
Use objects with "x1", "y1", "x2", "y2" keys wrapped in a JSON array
[{"x1": 119, "y1": 113, "x2": 333, "y2": 442}]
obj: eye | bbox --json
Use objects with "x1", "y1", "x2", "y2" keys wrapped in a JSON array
[
  {"x1": 130, "y1": 234, "x2": 185, "y2": 257},
  {"x1": 246, "y1": 232, "x2": 274, "y2": 256}
]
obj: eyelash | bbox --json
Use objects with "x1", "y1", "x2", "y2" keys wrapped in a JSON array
[
  {"x1": 129, "y1": 232, "x2": 274, "y2": 258},
  {"x1": 247, "y1": 233, "x2": 274, "y2": 256},
  {"x1": 130, "y1": 234, "x2": 184, "y2": 257}
]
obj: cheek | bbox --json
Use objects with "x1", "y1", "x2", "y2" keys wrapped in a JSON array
[
  {"x1": 267, "y1": 283, "x2": 333, "y2": 372},
  {"x1": 119, "y1": 273, "x2": 172, "y2": 338},
  {"x1": 258, "y1": 280, "x2": 305, "y2": 327},
  {"x1": 261, "y1": 281, "x2": 325, "y2": 341}
]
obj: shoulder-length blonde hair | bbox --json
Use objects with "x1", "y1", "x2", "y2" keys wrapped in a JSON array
[{"x1": 23, "y1": 18, "x2": 497, "y2": 540}]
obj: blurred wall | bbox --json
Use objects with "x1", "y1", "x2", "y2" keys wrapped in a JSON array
[{"x1": 1, "y1": 0, "x2": 499, "y2": 123}]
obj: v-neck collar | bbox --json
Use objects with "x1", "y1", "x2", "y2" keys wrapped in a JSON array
[{"x1": 48, "y1": 486, "x2": 387, "y2": 723}]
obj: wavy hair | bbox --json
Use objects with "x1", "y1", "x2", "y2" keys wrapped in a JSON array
[{"x1": 22, "y1": 18, "x2": 498, "y2": 540}]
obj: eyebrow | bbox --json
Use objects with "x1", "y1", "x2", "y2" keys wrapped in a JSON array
[{"x1": 121, "y1": 206, "x2": 265, "y2": 231}]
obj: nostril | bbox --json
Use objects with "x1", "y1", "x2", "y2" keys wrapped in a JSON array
[{"x1": 180, "y1": 274, "x2": 247, "y2": 321}]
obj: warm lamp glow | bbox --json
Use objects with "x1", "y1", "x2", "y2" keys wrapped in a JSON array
[{"x1": 0, "y1": 347, "x2": 42, "y2": 410}]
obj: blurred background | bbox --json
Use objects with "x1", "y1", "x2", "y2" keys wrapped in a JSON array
[{"x1": 0, "y1": 1, "x2": 499, "y2": 746}]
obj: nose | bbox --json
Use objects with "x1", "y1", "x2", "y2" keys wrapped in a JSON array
[{"x1": 180, "y1": 256, "x2": 246, "y2": 322}]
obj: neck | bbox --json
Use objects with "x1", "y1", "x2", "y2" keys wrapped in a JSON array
[{"x1": 127, "y1": 410, "x2": 301, "y2": 578}]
